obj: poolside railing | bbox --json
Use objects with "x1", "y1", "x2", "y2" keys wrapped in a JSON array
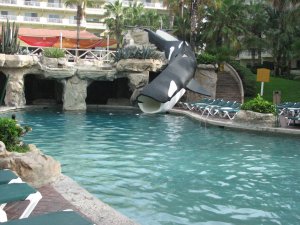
[{"x1": 25, "y1": 47, "x2": 116, "y2": 64}]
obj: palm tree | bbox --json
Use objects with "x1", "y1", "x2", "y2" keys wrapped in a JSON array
[
  {"x1": 264, "y1": 0, "x2": 300, "y2": 76},
  {"x1": 104, "y1": 0, "x2": 126, "y2": 49},
  {"x1": 124, "y1": 1, "x2": 145, "y2": 27},
  {"x1": 242, "y1": 1, "x2": 269, "y2": 67},
  {"x1": 163, "y1": 0, "x2": 181, "y2": 29},
  {"x1": 200, "y1": 0, "x2": 247, "y2": 56},
  {"x1": 64, "y1": 0, "x2": 104, "y2": 49}
]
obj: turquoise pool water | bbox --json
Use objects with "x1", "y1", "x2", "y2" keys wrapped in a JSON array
[{"x1": 2, "y1": 108, "x2": 300, "y2": 225}]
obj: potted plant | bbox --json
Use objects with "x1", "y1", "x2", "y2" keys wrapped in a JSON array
[{"x1": 42, "y1": 47, "x2": 66, "y2": 68}]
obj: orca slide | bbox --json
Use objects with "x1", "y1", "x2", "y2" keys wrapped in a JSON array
[{"x1": 137, "y1": 29, "x2": 210, "y2": 114}]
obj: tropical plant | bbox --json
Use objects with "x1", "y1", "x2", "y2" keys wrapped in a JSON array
[
  {"x1": 0, "y1": 117, "x2": 31, "y2": 152},
  {"x1": 113, "y1": 46, "x2": 162, "y2": 62},
  {"x1": 43, "y1": 48, "x2": 65, "y2": 58},
  {"x1": 105, "y1": 0, "x2": 126, "y2": 49},
  {"x1": 200, "y1": 0, "x2": 247, "y2": 53},
  {"x1": 241, "y1": 94, "x2": 276, "y2": 114},
  {"x1": 196, "y1": 52, "x2": 217, "y2": 64},
  {"x1": 0, "y1": 20, "x2": 20, "y2": 54}
]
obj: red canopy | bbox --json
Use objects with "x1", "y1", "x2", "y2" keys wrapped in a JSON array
[
  {"x1": 19, "y1": 36, "x2": 59, "y2": 47},
  {"x1": 15, "y1": 28, "x2": 117, "y2": 48}
]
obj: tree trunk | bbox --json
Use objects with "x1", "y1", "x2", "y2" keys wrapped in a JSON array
[
  {"x1": 190, "y1": 0, "x2": 198, "y2": 50},
  {"x1": 76, "y1": 5, "x2": 82, "y2": 50},
  {"x1": 251, "y1": 49, "x2": 256, "y2": 67}
]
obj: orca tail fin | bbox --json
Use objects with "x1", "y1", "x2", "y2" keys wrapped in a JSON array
[{"x1": 186, "y1": 79, "x2": 211, "y2": 96}]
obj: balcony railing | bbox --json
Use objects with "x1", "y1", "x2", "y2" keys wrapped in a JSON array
[
  {"x1": 24, "y1": 1, "x2": 40, "y2": 6},
  {"x1": 24, "y1": 16, "x2": 40, "y2": 22},
  {"x1": 69, "y1": 19, "x2": 77, "y2": 24},
  {"x1": 0, "y1": 15, "x2": 17, "y2": 20},
  {"x1": 47, "y1": 18, "x2": 62, "y2": 23},
  {"x1": 0, "y1": 0, "x2": 17, "y2": 4},
  {"x1": 28, "y1": 47, "x2": 116, "y2": 64},
  {"x1": 47, "y1": 2, "x2": 63, "y2": 8}
]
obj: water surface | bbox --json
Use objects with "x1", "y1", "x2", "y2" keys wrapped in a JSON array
[{"x1": 2, "y1": 108, "x2": 300, "y2": 225}]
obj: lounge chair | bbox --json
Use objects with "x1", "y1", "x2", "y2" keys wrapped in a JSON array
[
  {"x1": 0, "y1": 183, "x2": 42, "y2": 222},
  {"x1": 0, "y1": 170, "x2": 22, "y2": 185},
  {"x1": 1, "y1": 210, "x2": 95, "y2": 225},
  {"x1": 219, "y1": 103, "x2": 241, "y2": 120},
  {"x1": 287, "y1": 115, "x2": 300, "y2": 126}
]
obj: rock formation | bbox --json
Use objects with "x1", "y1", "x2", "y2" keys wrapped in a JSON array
[
  {"x1": 234, "y1": 110, "x2": 276, "y2": 127},
  {"x1": 0, "y1": 144, "x2": 61, "y2": 188}
]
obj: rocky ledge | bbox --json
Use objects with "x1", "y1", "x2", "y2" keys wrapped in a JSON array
[{"x1": 0, "y1": 142, "x2": 61, "y2": 188}]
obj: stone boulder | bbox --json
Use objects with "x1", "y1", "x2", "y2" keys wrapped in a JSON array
[
  {"x1": 0, "y1": 141, "x2": 5, "y2": 153},
  {"x1": 4, "y1": 55, "x2": 39, "y2": 68},
  {"x1": 42, "y1": 56, "x2": 67, "y2": 68},
  {"x1": 0, "y1": 144, "x2": 61, "y2": 188},
  {"x1": 233, "y1": 110, "x2": 276, "y2": 127},
  {"x1": 63, "y1": 76, "x2": 87, "y2": 110},
  {"x1": 0, "y1": 54, "x2": 5, "y2": 67},
  {"x1": 116, "y1": 59, "x2": 164, "y2": 72}
]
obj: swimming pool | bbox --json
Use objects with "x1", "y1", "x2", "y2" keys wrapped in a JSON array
[{"x1": 3, "y1": 108, "x2": 300, "y2": 225}]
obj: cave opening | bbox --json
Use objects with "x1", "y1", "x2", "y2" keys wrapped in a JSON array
[
  {"x1": 24, "y1": 74, "x2": 63, "y2": 105},
  {"x1": 0, "y1": 72, "x2": 7, "y2": 105},
  {"x1": 86, "y1": 78, "x2": 132, "y2": 105}
]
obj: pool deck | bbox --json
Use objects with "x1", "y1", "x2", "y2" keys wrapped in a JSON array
[
  {"x1": 5, "y1": 174, "x2": 138, "y2": 225},
  {"x1": 170, "y1": 108, "x2": 300, "y2": 136},
  {"x1": 1, "y1": 105, "x2": 299, "y2": 224}
]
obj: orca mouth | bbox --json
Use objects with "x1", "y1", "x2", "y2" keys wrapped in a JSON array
[{"x1": 137, "y1": 95, "x2": 162, "y2": 114}]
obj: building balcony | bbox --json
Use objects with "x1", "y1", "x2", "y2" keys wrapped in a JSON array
[
  {"x1": 24, "y1": 16, "x2": 40, "y2": 22},
  {"x1": 24, "y1": 1, "x2": 40, "y2": 7},
  {"x1": 0, "y1": 15, "x2": 17, "y2": 20},
  {"x1": 0, "y1": 0, "x2": 17, "y2": 5},
  {"x1": 47, "y1": 2, "x2": 63, "y2": 8},
  {"x1": 48, "y1": 17, "x2": 62, "y2": 23},
  {"x1": 121, "y1": 0, "x2": 166, "y2": 9}
]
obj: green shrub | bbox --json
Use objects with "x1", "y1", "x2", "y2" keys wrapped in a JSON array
[
  {"x1": 230, "y1": 61, "x2": 257, "y2": 97},
  {"x1": 43, "y1": 48, "x2": 65, "y2": 58},
  {"x1": 241, "y1": 94, "x2": 276, "y2": 114},
  {"x1": 0, "y1": 117, "x2": 31, "y2": 152},
  {"x1": 196, "y1": 52, "x2": 217, "y2": 65},
  {"x1": 113, "y1": 46, "x2": 162, "y2": 62}
]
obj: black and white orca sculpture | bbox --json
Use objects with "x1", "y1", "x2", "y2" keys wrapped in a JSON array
[{"x1": 137, "y1": 29, "x2": 210, "y2": 114}]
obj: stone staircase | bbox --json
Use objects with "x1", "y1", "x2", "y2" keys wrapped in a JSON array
[{"x1": 216, "y1": 71, "x2": 242, "y2": 103}]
